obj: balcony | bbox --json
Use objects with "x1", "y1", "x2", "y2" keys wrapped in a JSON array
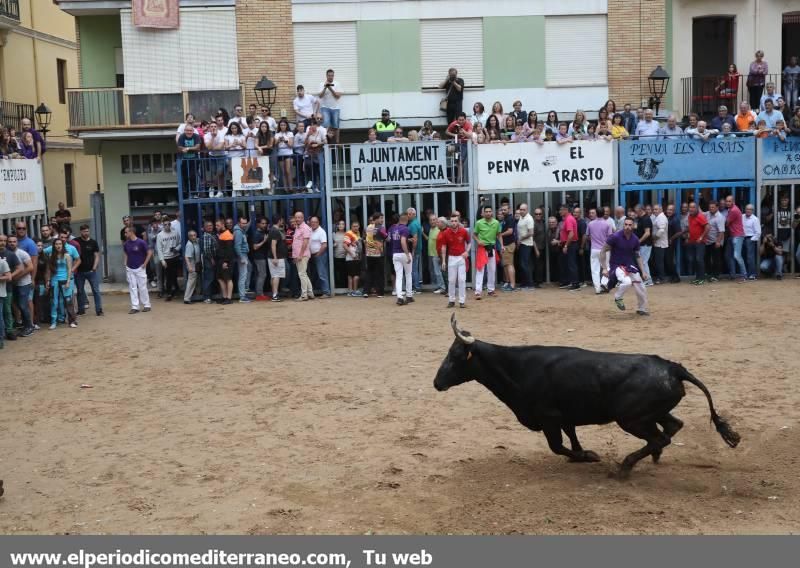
[
  {"x1": 679, "y1": 73, "x2": 783, "y2": 120},
  {"x1": 0, "y1": 0, "x2": 20, "y2": 27},
  {"x1": 0, "y1": 100, "x2": 34, "y2": 132},
  {"x1": 66, "y1": 87, "x2": 244, "y2": 132}
]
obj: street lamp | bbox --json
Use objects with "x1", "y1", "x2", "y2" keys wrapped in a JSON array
[
  {"x1": 253, "y1": 75, "x2": 277, "y2": 112},
  {"x1": 647, "y1": 66, "x2": 670, "y2": 116},
  {"x1": 35, "y1": 102, "x2": 52, "y2": 139}
]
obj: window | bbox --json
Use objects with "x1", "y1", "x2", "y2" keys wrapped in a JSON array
[
  {"x1": 162, "y1": 153, "x2": 173, "y2": 172},
  {"x1": 121, "y1": 155, "x2": 131, "y2": 174},
  {"x1": 64, "y1": 164, "x2": 75, "y2": 208},
  {"x1": 131, "y1": 155, "x2": 141, "y2": 174},
  {"x1": 152, "y1": 154, "x2": 162, "y2": 173},
  {"x1": 420, "y1": 19, "x2": 484, "y2": 88},
  {"x1": 294, "y1": 22, "x2": 359, "y2": 94},
  {"x1": 545, "y1": 15, "x2": 608, "y2": 87},
  {"x1": 57, "y1": 59, "x2": 67, "y2": 104},
  {"x1": 142, "y1": 154, "x2": 152, "y2": 174}
]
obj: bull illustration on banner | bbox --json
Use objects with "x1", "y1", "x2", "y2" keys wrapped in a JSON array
[{"x1": 633, "y1": 158, "x2": 664, "y2": 181}]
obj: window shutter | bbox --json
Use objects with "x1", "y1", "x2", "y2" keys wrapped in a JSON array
[
  {"x1": 294, "y1": 22, "x2": 359, "y2": 94},
  {"x1": 545, "y1": 15, "x2": 608, "y2": 87},
  {"x1": 420, "y1": 19, "x2": 484, "y2": 88}
]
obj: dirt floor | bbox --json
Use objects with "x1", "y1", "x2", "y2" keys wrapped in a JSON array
[{"x1": 0, "y1": 280, "x2": 798, "y2": 535}]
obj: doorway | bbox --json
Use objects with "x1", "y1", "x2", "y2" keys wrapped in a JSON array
[{"x1": 692, "y1": 16, "x2": 734, "y2": 78}]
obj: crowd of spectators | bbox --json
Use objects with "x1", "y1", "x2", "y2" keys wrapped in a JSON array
[
  {"x1": 0, "y1": 118, "x2": 47, "y2": 161},
  {"x1": 0, "y1": 206, "x2": 102, "y2": 350}
]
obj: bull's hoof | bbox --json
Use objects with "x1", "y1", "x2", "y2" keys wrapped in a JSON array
[
  {"x1": 651, "y1": 450, "x2": 662, "y2": 464},
  {"x1": 570, "y1": 450, "x2": 601, "y2": 463},
  {"x1": 0, "y1": 480, "x2": 4, "y2": 497}
]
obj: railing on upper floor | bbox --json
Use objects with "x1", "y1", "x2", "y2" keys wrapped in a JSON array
[
  {"x1": 0, "y1": 0, "x2": 20, "y2": 22},
  {"x1": 66, "y1": 87, "x2": 244, "y2": 130},
  {"x1": 679, "y1": 73, "x2": 791, "y2": 120},
  {"x1": 0, "y1": 100, "x2": 34, "y2": 132}
]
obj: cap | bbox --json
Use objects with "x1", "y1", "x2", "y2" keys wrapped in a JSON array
[
  {"x1": 381, "y1": 109, "x2": 390, "y2": 114},
  {"x1": 122, "y1": 215, "x2": 131, "y2": 220}
]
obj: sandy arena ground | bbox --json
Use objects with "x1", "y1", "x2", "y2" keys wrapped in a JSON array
[{"x1": 0, "y1": 281, "x2": 798, "y2": 535}]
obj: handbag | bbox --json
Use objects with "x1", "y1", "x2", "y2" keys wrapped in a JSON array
[{"x1": 440, "y1": 83, "x2": 453, "y2": 113}]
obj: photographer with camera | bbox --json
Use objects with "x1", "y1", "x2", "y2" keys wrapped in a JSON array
[
  {"x1": 318, "y1": 69, "x2": 343, "y2": 144},
  {"x1": 439, "y1": 68, "x2": 464, "y2": 124}
]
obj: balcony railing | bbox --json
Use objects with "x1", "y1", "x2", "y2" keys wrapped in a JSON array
[
  {"x1": 679, "y1": 73, "x2": 786, "y2": 120},
  {"x1": 0, "y1": 0, "x2": 20, "y2": 22},
  {"x1": 66, "y1": 87, "x2": 244, "y2": 131},
  {"x1": 0, "y1": 100, "x2": 34, "y2": 132}
]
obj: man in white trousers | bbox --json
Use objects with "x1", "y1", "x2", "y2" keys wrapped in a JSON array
[
  {"x1": 586, "y1": 208, "x2": 613, "y2": 294},
  {"x1": 440, "y1": 211, "x2": 471, "y2": 309},
  {"x1": 388, "y1": 213, "x2": 414, "y2": 306},
  {"x1": 601, "y1": 218, "x2": 650, "y2": 316},
  {"x1": 183, "y1": 230, "x2": 200, "y2": 304},
  {"x1": 122, "y1": 226, "x2": 153, "y2": 314},
  {"x1": 472, "y1": 205, "x2": 502, "y2": 300}
]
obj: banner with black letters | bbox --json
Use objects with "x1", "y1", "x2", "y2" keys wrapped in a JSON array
[
  {"x1": 350, "y1": 142, "x2": 449, "y2": 188},
  {"x1": 476, "y1": 141, "x2": 615, "y2": 191}
]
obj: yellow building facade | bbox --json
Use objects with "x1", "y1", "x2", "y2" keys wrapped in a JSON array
[{"x1": 0, "y1": 0, "x2": 100, "y2": 224}]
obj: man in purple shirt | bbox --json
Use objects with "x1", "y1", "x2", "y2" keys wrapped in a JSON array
[
  {"x1": 123, "y1": 226, "x2": 153, "y2": 314},
  {"x1": 586, "y1": 208, "x2": 613, "y2": 294},
  {"x1": 388, "y1": 213, "x2": 413, "y2": 306},
  {"x1": 600, "y1": 218, "x2": 650, "y2": 315},
  {"x1": 21, "y1": 118, "x2": 46, "y2": 157}
]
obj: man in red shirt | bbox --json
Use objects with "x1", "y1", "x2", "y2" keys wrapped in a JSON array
[
  {"x1": 686, "y1": 202, "x2": 710, "y2": 285},
  {"x1": 559, "y1": 205, "x2": 580, "y2": 290},
  {"x1": 724, "y1": 195, "x2": 747, "y2": 282},
  {"x1": 439, "y1": 211, "x2": 471, "y2": 308}
]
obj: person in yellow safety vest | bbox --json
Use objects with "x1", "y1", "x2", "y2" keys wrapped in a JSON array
[{"x1": 374, "y1": 109, "x2": 399, "y2": 142}]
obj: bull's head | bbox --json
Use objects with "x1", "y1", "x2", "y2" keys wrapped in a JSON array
[
  {"x1": 433, "y1": 315, "x2": 476, "y2": 392},
  {"x1": 633, "y1": 159, "x2": 645, "y2": 165}
]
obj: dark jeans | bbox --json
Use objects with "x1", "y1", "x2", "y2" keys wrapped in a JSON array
[
  {"x1": 705, "y1": 243, "x2": 723, "y2": 278},
  {"x1": 365, "y1": 256, "x2": 385, "y2": 294},
  {"x1": 202, "y1": 263, "x2": 216, "y2": 300},
  {"x1": 744, "y1": 239, "x2": 758, "y2": 277},
  {"x1": 748, "y1": 85, "x2": 765, "y2": 112},
  {"x1": 75, "y1": 270, "x2": 103, "y2": 314},
  {"x1": 533, "y1": 247, "x2": 546, "y2": 285},
  {"x1": 163, "y1": 256, "x2": 181, "y2": 297},
  {"x1": 666, "y1": 242, "x2": 680, "y2": 281},
  {"x1": 562, "y1": 243, "x2": 579, "y2": 285},
  {"x1": 518, "y1": 244, "x2": 533, "y2": 287},
  {"x1": 686, "y1": 242, "x2": 705, "y2": 280},
  {"x1": 445, "y1": 101, "x2": 463, "y2": 125},
  {"x1": 548, "y1": 246, "x2": 560, "y2": 283},
  {"x1": 14, "y1": 284, "x2": 32, "y2": 329},
  {"x1": 652, "y1": 247, "x2": 666, "y2": 282}
]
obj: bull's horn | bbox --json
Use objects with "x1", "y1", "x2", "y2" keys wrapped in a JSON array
[{"x1": 450, "y1": 314, "x2": 475, "y2": 344}]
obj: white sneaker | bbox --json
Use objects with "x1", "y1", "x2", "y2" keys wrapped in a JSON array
[
  {"x1": 433, "y1": 288, "x2": 442, "y2": 294},
  {"x1": 69, "y1": 322, "x2": 78, "y2": 328},
  {"x1": 391, "y1": 290, "x2": 397, "y2": 296},
  {"x1": 49, "y1": 323, "x2": 56, "y2": 330}
]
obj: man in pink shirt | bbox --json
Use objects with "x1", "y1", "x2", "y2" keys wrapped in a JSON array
[
  {"x1": 724, "y1": 195, "x2": 747, "y2": 282},
  {"x1": 559, "y1": 205, "x2": 580, "y2": 290},
  {"x1": 586, "y1": 208, "x2": 614, "y2": 293},
  {"x1": 292, "y1": 211, "x2": 314, "y2": 300}
]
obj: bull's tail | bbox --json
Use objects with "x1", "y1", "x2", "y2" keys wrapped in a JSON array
[{"x1": 675, "y1": 365, "x2": 741, "y2": 448}]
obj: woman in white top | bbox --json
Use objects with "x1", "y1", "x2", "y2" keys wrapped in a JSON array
[
  {"x1": 491, "y1": 101, "x2": 504, "y2": 128},
  {"x1": 471, "y1": 102, "x2": 487, "y2": 129},
  {"x1": 244, "y1": 116, "x2": 258, "y2": 156},
  {"x1": 544, "y1": 110, "x2": 559, "y2": 134},
  {"x1": 273, "y1": 119, "x2": 294, "y2": 190},
  {"x1": 224, "y1": 122, "x2": 247, "y2": 157}
]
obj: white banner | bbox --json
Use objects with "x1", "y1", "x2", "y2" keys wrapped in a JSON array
[
  {"x1": 350, "y1": 142, "x2": 449, "y2": 188},
  {"x1": 476, "y1": 141, "x2": 615, "y2": 191},
  {"x1": 0, "y1": 159, "x2": 46, "y2": 218},
  {"x1": 231, "y1": 156, "x2": 271, "y2": 191}
]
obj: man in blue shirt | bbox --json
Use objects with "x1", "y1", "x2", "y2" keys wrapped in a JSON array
[
  {"x1": 407, "y1": 207, "x2": 424, "y2": 293},
  {"x1": 757, "y1": 99, "x2": 781, "y2": 129}
]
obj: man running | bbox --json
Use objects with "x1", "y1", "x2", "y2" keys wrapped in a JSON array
[{"x1": 601, "y1": 218, "x2": 650, "y2": 316}]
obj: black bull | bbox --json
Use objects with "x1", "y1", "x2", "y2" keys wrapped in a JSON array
[{"x1": 434, "y1": 315, "x2": 740, "y2": 477}]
